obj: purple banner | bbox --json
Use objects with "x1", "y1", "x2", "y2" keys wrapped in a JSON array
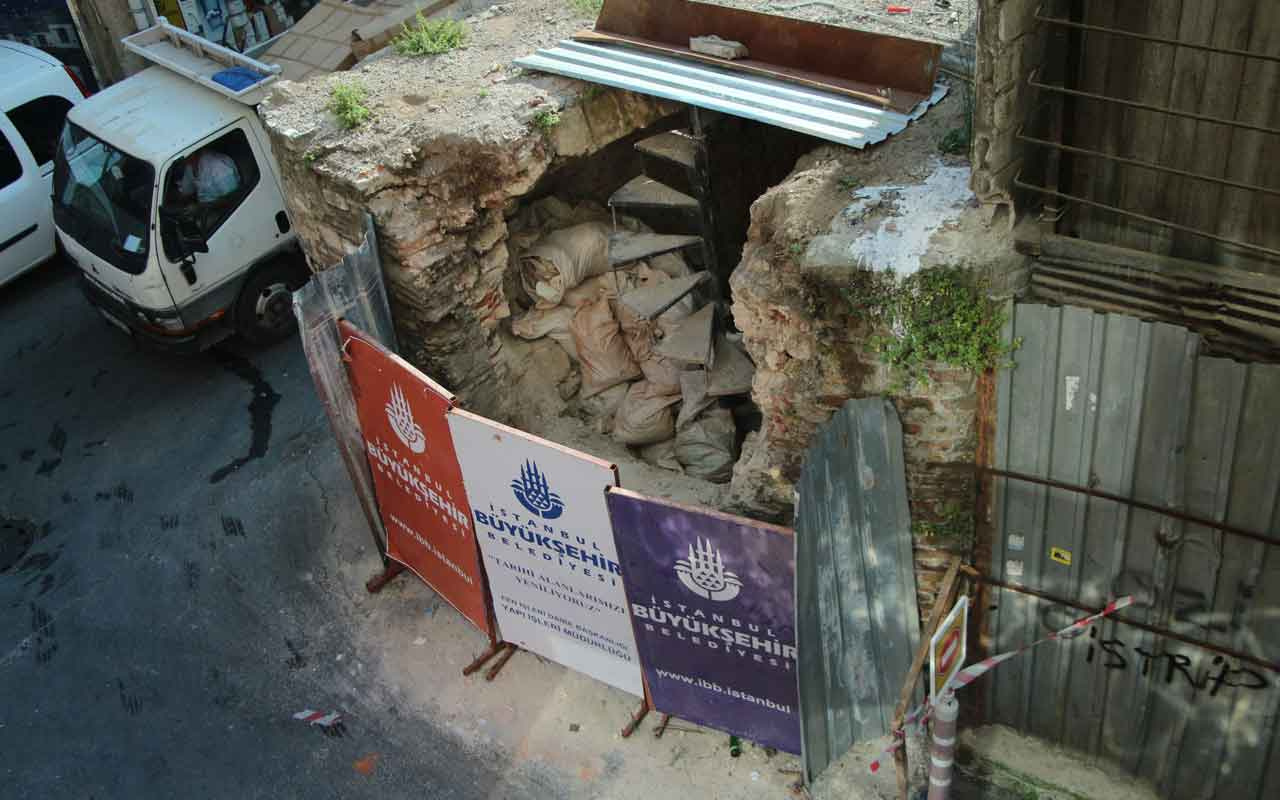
[{"x1": 607, "y1": 488, "x2": 801, "y2": 754}]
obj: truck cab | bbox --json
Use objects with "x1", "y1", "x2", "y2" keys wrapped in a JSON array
[{"x1": 53, "y1": 22, "x2": 305, "y2": 352}]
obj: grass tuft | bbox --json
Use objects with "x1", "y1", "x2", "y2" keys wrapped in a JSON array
[
  {"x1": 329, "y1": 81, "x2": 371, "y2": 130},
  {"x1": 532, "y1": 109, "x2": 562, "y2": 131},
  {"x1": 392, "y1": 13, "x2": 468, "y2": 57}
]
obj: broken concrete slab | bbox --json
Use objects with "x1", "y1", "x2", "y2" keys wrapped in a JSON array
[{"x1": 689, "y1": 34, "x2": 749, "y2": 60}]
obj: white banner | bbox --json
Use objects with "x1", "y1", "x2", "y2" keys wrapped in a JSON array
[{"x1": 447, "y1": 409, "x2": 643, "y2": 696}]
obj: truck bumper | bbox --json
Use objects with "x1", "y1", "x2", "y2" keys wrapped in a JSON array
[{"x1": 78, "y1": 273, "x2": 232, "y2": 355}]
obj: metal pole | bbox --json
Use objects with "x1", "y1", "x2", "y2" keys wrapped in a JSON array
[{"x1": 927, "y1": 693, "x2": 959, "y2": 800}]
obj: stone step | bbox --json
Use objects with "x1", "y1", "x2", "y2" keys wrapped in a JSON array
[
  {"x1": 706, "y1": 336, "x2": 755, "y2": 397},
  {"x1": 609, "y1": 232, "x2": 703, "y2": 267},
  {"x1": 619, "y1": 272, "x2": 711, "y2": 321},
  {"x1": 676, "y1": 370, "x2": 717, "y2": 429},
  {"x1": 609, "y1": 176, "x2": 700, "y2": 212},
  {"x1": 635, "y1": 130, "x2": 698, "y2": 170},
  {"x1": 655, "y1": 303, "x2": 715, "y2": 365}
]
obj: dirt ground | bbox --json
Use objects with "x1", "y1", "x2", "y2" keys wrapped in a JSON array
[{"x1": 707, "y1": 0, "x2": 977, "y2": 46}]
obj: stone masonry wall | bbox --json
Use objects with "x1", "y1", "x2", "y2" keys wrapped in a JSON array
[
  {"x1": 260, "y1": 45, "x2": 675, "y2": 421},
  {"x1": 726, "y1": 96, "x2": 1025, "y2": 619}
]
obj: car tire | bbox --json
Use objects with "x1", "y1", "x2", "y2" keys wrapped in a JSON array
[{"x1": 234, "y1": 259, "x2": 308, "y2": 345}]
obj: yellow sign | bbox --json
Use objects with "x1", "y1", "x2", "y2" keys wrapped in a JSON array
[
  {"x1": 930, "y1": 596, "x2": 969, "y2": 697},
  {"x1": 1050, "y1": 547, "x2": 1073, "y2": 566}
]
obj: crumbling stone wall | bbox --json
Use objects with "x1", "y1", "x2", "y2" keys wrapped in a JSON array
[
  {"x1": 727, "y1": 105, "x2": 1024, "y2": 617},
  {"x1": 972, "y1": 0, "x2": 1046, "y2": 220},
  {"x1": 260, "y1": 58, "x2": 675, "y2": 420}
]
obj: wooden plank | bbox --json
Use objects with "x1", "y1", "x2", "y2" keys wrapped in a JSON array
[
  {"x1": 796, "y1": 399, "x2": 920, "y2": 785},
  {"x1": 619, "y1": 272, "x2": 709, "y2": 320},
  {"x1": 591, "y1": 0, "x2": 941, "y2": 99},
  {"x1": 1163, "y1": 0, "x2": 1255, "y2": 263},
  {"x1": 1224, "y1": 0, "x2": 1280, "y2": 273}
]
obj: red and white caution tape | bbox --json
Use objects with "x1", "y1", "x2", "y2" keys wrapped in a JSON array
[
  {"x1": 294, "y1": 709, "x2": 343, "y2": 728},
  {"x1": 867, "y1": 596, "x2": 1134, "y2": 774}
]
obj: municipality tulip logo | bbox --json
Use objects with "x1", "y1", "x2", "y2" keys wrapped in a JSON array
[
  {"x1": 676, "y1": 538, "x2": 743, "y2": 602},
  {"x1": 386, "y1": 384, "x2": 426, "y2": 454},
  {"x1": 512, "y1": 460, "x2": 564, "y2": 519}
]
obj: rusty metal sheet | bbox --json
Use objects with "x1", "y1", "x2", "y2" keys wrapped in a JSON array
[
  {"x1": 593, "y1": 0, "x2": 941, "y2": 105},
  {"x1": 795, "y1": 397, "x2": 921, "y2": 783},
  {"x1": 991, "y1": 302, "x2": 1280, "y2": 799}
]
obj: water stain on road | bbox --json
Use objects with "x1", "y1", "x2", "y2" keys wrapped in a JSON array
[
  {"x1": 1, "y1": 517, "x2": 36, "y2": 573},
  {"x1": 30, "y1": 602, "x2": 57, "y2": 664},
  {"x1": 209, "y1": 349, "x2": 281, "y2": 484}
]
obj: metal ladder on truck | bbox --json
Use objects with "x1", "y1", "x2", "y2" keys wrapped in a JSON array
[{"x1": 121, "y1": 18, "x2": 281, "y2": 106}]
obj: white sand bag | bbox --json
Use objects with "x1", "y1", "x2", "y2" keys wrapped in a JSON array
[
  {"x1": 571, "y1": 295, "x2": 642, "y2": 397},
  {"x1": 511, "y1": 305, "x2": 580, "y2": 361},
  {"x1": 614, "y1": 380, "x2": 681, "y2": 446},
  {"x1": 520, "y1": 222, "x2": 611, "y2": 308},
  {"x1": 674, "y1": 406, "x2": 737, "y2": 483}
]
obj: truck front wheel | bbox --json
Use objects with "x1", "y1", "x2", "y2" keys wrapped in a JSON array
[{"x1": 234, "y1": 260, "x2": 307, "y2": 345}]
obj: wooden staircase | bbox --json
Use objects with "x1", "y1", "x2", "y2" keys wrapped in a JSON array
[{"x1": 607, "y1": 111, "x2": 754, "y2": 425}]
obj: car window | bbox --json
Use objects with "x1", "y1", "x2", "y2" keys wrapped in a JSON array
[
  {"x1": 6, "y1": 95, "x2": 74, "y2": 168},
  {"x1": 161, "y1": 128, "x2": 261, "y2": 262},
  {"x1": 0, "y1": 128, "x2": 21, "y2": 189}
]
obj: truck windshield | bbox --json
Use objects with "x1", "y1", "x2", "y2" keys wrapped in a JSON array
[{"x1": 52, "y1": 122, "x2": 154, "y2": 276}]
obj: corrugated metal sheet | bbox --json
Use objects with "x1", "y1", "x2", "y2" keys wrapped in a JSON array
[
  {"x1": 990, "y1": 303, "x2": 1280, "y2": 799},
  {"x1": 293, "y1": 213, "x2": 399, "y2": 561},
  {"x1": 515, "y1": 41, "x2": 948, "y2": 150},
  {"x1": 795, "y1": 398, "x2": 921, "y2": 782}
]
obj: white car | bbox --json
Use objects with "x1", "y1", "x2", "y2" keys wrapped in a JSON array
[{"x1": 0, "y1": 41, "x2": 87, "y2": 288}]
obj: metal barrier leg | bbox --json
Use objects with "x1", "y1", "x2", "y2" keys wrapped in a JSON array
[
  {"x1": 483, "y1": 644, "x2": 518, "y2": 681},
  {"x1": 620, "y1": 700, "x2": 650, "y2": 738},
  {"x1": 365, "y1": 561, "x2": 406, "y2": 594}
]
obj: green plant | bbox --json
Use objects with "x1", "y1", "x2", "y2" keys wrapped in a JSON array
[
  {"x1": 303, "y1": 149, "x2": 319, "y2": 164},
  {"x1": 837, "y1": 175, "x2": 861, "y2": 192},
  {"x1": 569, "y1": 0, "x2": 604, "y2": 15},
  {"x1": 845, "y1": 266, "x2": 1015, "y2": 383},
  {"x1": 392, "y1": 13, "x2": 468, "y2": 56},
  {"x1": 329, "y1": 81, "x2": 371, "y2": 129},
  {"x1": 532, "y1": 108, "x2": 562, "y2": 131},
  {"x1": 478, "y1": 88, "x2": 490, "y2": 99},
  {"x1": 789, "y1": 241, "x2": 806, "y2": 257},
  {"x1": 913, "y1": 503, "x2": 975, "y2": 547}
]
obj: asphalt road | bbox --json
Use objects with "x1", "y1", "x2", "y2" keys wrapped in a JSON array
[{"x1": 0, "y1": 261, "x2": 556, "y2": 799}]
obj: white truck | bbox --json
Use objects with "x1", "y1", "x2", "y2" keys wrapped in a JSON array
[{"x1": 54, "y1": 21, "x2": 306, "y2": 352}]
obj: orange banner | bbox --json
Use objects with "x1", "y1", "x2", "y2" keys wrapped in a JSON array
[{"x1": 340, "y1": 321, "x2": 491, "y2": 637}]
